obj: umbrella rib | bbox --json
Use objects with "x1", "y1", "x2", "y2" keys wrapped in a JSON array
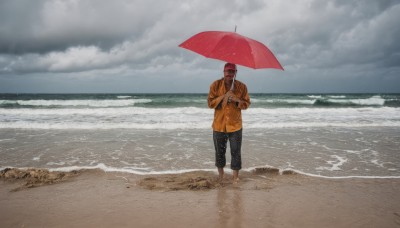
[
  {"x1": 206, "y1": 33, "x2": 255, "y2": 68},
  {"x1": 244, "y1": 37, "x2": 256, "y2": 68}
]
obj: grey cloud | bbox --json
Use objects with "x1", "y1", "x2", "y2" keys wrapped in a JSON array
[
  {"x1": 0, "y1": 0, "x2": 399, "y2": 93},
  {"x1": 0, "y1": 0, "x2": 249, "y2": 74},
  {"x1": 0, "y1": 0, "x2": 166, "y2": 54},
  {"x1": 266, "y1": 1, "x2": 400, "y2": 72}
]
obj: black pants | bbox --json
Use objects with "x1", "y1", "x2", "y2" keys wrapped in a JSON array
[{"x1": 213, "y1": 129, "x2": 242, "y2": 170}]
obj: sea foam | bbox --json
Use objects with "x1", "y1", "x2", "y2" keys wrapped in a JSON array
[{"x1": 0, "y1": 99, "x2": 152, "y2": 107}]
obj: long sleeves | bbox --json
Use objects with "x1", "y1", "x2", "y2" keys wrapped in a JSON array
[{"x1": 208, "y1": 79, "x2": 251, "y2": 132}]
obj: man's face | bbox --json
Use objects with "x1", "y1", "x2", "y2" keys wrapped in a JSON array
[{"x1": 224, "y1": 69, "x2": 236, "y2": 81}]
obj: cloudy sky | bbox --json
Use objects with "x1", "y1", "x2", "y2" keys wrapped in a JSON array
[{"x1": 0, "y1": 0, "x2": 399, "y2": 93}]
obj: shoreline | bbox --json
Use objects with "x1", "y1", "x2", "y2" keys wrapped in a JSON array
[
  {"x1": 1, "y1": 168, "x2": 400, "y2": 227},
  {"x1": 2, "y1": 165, "x2": 400, "y2": 179}
]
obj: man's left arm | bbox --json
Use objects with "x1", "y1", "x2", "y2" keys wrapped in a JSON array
[{"x1": 232, "y1": 85, "x2": 250, "y2": 110}]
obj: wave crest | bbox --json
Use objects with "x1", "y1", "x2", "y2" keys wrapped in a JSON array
[{"x1": 0, "y1": 99, "x2": 152, "y2": 107}]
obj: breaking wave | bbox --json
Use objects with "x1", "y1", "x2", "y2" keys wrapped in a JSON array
[{"x1": 0, "y1": 99, "x2": 152, "y2": 107}]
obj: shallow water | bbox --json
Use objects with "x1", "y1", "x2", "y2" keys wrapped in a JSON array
[
  {"x1": 1, "y1": 127, "x2": 399, "y2": 178},
  {"x1": 1, "y1": 93, "x2": 399, "y2": 177}
]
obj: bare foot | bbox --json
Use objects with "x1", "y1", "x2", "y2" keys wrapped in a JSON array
[
  {"x1": 218, "y1": 168, "x2": 224, "y2": 182},
  {"x1": 218, "y1": 175, "x2": 224, "y2": 183},
  {"x1": 232, "y1": 170, "x2": 239, "y2": 184}
]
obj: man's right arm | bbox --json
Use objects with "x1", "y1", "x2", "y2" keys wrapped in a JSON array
[{"x1": 208, "y1": 81, "x2": 225, "y2": 109}]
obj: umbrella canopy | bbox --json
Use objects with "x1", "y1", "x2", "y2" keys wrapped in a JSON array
[{"x1": 179, "y1": 31, "x2": 284, "y2": 70}]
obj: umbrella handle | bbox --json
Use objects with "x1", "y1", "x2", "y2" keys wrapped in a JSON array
[{"x1": 230, "y1": 74, "x2": 236, "y2": 91}]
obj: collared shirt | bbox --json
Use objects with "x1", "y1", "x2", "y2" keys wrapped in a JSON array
[{"x1": 208, "y1": 79, "x2": 251, "y2": 133}]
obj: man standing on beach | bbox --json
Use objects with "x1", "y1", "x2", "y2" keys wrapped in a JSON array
[{"x1": 208, "y1": 63, "x2": 251, "y2": 183}]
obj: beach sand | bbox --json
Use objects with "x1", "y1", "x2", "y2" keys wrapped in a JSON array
[{"x1": 1, "y1": 168, "x2": 400, "y2": 228}]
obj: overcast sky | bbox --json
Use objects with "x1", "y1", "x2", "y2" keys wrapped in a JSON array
[{"x1": 0, "y1": 0, "x2": 399, "y2": 93}]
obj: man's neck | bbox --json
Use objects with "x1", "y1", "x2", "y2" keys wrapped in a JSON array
[
  {"x1": 224, "y1": 79, "x2": 232, "y2": 88},
  {"x1": 224, "y1": 79, "x2": 232, "y2": 83}
]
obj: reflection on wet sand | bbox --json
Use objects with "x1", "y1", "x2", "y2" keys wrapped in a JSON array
[{"x1": 217, "y1": 188, "x2": 243, "y2": 228}]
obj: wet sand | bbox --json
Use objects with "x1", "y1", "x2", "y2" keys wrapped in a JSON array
[{"x1": 1, "y1": 168, "x2": 400, "y2": 228}]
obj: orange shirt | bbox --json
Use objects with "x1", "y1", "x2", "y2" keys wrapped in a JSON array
[{"x1": 208, "y1": 79, "x2": 251, "y2": 133}]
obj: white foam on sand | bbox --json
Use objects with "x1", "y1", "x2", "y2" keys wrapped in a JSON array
[
  {"x1": 315, "y1": 155, "x2": 348, "y2": 171},
  {"x1": 2, "y1": 164, "x2": 400, "y2": 179},
  {"x1": 47, "y1": 163, "x2": 215, "y2": 175}
]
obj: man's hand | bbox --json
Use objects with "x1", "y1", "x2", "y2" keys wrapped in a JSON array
[
  {"x1": 230, "y1": 94, "x2": 240, "y2": 103},
  {"x1": 222, "y1": 91, "x2": 230, "y2": 107},
  {"x1": 223, "y1": 90, "x2": 240, "y2": 107}
]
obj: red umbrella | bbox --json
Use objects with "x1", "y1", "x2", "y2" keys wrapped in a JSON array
[{"x1": 179, "y1": 31, "x2": 284, "y2": 70}]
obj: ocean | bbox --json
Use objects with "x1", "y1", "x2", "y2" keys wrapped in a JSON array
[{"x1": 1, "y1": 93, "x2": 399, "y2": 178}]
